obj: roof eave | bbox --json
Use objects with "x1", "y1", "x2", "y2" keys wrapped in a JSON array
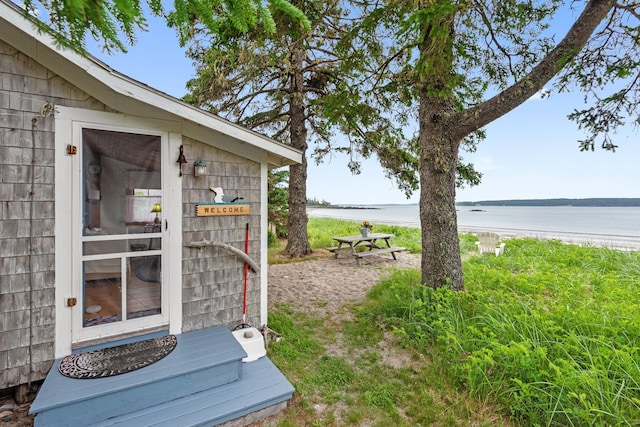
[{"x1": 0, "y1": 0, "x2": 302, "y2": 167}]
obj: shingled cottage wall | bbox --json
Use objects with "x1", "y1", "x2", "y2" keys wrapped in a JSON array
[
  {"x1": 180, "y1": 140, "x2": 262, "y2": 332},
  {"x1": 0, "y1": 39, "x2": 263, "y2": 390},
  {"x1": 0, "y1": 38, "x2": 114, "y2": 389}
]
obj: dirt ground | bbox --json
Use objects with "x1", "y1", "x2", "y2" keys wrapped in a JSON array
[
  {"x1": 268, "y1": 250, "x2": 421, "y2": 315},
  {"x1": 0, "y1": 251, "x2": 420, "y2": 427},
  {"x1": 0, "y1": 395, "x2": 33, "y2": 427}
]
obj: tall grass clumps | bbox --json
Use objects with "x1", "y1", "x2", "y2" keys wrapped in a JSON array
[{"x1": 366, "y1": 238, "x2": 640, "y2": 426}]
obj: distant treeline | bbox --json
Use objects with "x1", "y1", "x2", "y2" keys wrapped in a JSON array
[
  {"x1": 307, "y1": 197, "x2": 331, "y2": 206},
  {"x1": 457, "y1": 198, "x2": 640, "y2": 207}
]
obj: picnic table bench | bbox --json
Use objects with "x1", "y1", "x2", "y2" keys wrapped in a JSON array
[{"x1": 328, "y1": 233, "x2": 405, "y2": 266}]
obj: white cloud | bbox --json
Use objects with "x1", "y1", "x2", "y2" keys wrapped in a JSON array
[
  {"x1": 528, "y1": 87, "x2": 551, "y2": 100},
  {"x1": 474, "y1": 155, "x2": 499, "y2": 171}
]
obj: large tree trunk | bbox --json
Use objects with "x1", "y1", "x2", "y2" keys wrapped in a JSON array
[
  {"x1": 417, "y1": 11, "x2": 463, "y2": 290},
  {"x1": 416, "y1": 0, "x2": 613, "y2": 290},
  {"x1": 419, "y1": 93, "x2": 463, "y2": 290},
  {"x1": 416, "y1": 0, "x2": 614, "y2": 290},
  {"x1": 285, "y1": 42, "x2": 312, "y2": 257}
]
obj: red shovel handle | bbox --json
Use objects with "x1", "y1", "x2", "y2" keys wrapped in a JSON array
[{"x1": 242, "y1": 223, "x2": 249, "y2": 319}]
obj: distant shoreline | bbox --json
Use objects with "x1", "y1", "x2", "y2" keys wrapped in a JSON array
[
  {"x1": 307, "y1": 205, "x2": 640, "y2": 251},
  {"x1": 307, "y1": 205, "x2": 380, "y2": 210},
  {"x1": 309, "y1": 198, "x2": 640, "y2": 208},
  {"x1": 456, "y1": 198, "x2": 640, "y2": 207}
]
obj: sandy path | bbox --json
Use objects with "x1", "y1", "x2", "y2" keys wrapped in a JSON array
[{"x1": 268, "y1": 251, "x2": 421, "y2": 315}]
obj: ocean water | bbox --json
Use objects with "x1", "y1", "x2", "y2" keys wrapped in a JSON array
[{"x1": 307, "y1": 205, "x2": 640, "y2": 250}]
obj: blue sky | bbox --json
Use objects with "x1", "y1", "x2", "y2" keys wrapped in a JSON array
[{"x1": 87, "y1": 11, "x2": 639, "y2": 206}]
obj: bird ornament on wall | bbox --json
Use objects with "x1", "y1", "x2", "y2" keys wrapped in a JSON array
[{"x1": 210, "y1": 186, "x2": 243, "y2": 203}]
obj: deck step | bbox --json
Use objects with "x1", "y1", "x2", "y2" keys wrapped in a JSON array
[
  {"x1": 31, "y1": 326, "x2": 249, "y2": 427},
  {"x1": 95, "y1": 356, "x2": 294, "y2": 427}
]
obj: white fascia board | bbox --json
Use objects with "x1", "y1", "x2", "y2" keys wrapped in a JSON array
[{"x1": 87, "y1": 65, "x2": 302, "y2": 167}]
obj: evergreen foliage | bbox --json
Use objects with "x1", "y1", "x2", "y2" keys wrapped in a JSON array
[
  {"x1": 179, "y1": 0, "x2": 420, "y2": 194},
  {"x1": 178, "y1": 0, "x2": 425, "y2": 257},
  {"x1": 268, "y1": 168, "x2": 289, "y2": 237},
  {"x1": 22, "y1": 0, "x2": 308, "y2": 53}
]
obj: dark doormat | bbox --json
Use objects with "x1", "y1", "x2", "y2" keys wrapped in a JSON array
[{"x1": 58, "y1": 335, "x2": 177, "y2": 379}]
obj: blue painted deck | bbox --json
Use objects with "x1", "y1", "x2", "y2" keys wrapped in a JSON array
[{"x1": 30, "y1": 325, "x2": 294, "y2": 427}]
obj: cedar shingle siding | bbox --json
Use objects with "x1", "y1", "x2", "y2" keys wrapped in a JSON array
[
  {"x1": 0, "y1": 39, "x2": 262, "y2": 390},
  {"x1": 1, "y1": 39, "x2": 85, "y2": 389},
  {"x1": 181, "y1": 140, "x2": 262, "y2": 332}
]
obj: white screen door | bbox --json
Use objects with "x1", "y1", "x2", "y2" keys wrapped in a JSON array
[{"x1": 73, "y1": 127, "x2": 169, "y2": 342}]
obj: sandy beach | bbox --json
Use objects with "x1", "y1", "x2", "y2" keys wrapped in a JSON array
[
  {"x1": 308, "y1": 205, "x2": 640, "y2": 251},
  {"x1": 456, "y1": 226, "x2": 640, "y2": 251}
]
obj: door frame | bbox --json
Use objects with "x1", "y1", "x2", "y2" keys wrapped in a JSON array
[{"x1": 54, "y1": 107, "x2": 183, "y2": 357}]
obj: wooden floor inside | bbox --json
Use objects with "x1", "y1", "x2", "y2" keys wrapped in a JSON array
[{"x1": 84, "y1": 258, "x2": 161, "y2": 326}]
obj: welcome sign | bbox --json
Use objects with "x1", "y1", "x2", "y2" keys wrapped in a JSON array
[{"x1": 195, "y1": 202, "x2": 251, "y2": 217}]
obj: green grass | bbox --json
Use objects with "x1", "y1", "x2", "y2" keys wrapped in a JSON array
[
  {"x1": 270, "y1": 217, "x2": 477, "y2": 258},
  {"x1": 364, "y1": 238, "x2": 640, "y2": 426},
  {"x1": 309, "y1": 217, "x2": 424, "y2": 253},
  {"x1": 268, "y1": 217, "x2": 426, "y2": 261},
  {"x1": 266, "y1": 219, "x2": 640, "y2": 425},
  {"x1": 267, "y1": 302, "x2": 504, "y2": 426}
]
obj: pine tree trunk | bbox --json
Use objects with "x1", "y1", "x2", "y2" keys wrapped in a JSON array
[
  {"x1": 419, "y1": 93, "x2": 464, "y2": 290},
  {"x1": 286, "y1": 159, "x2": 312, "y2": 257},
  {"x1": 285, "y1": 42, "x2": 312, "y2": 257}
]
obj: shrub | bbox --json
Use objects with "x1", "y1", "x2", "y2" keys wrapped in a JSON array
[{"x1": 267, "y1": 230, "x2": 278, "y2": 248}]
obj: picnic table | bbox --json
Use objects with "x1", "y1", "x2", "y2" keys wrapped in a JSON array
[{"x1": 328, "y1": 233, "x2": 406, "y2": 266}]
